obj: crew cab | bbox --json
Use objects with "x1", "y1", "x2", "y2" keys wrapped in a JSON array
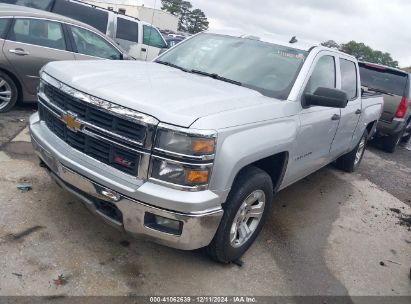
[{"x1": 29, "y1": 31, "x2": 383, "y2": 263}]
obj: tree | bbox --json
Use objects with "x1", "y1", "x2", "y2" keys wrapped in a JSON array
[
  {"x1": 178, "y1": 1, "x2": 192, "y2": 32},
  {"x1": 161, "y1": 0, "x2": 183, "y2": 16},
  {"x1": 321, "y1": 40, "x2": 399, "y2": 68},
  {"x1": 186, "y1": 9, "x2": 209, "y2": 34},
  {"x1": 321, "y1": 40, "x2": 340, "y2": 49},
  {"x1": 161, "y1": 0, "x2": 209, "y2": 33}
]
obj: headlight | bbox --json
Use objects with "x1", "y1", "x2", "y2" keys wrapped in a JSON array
[
  {"x1": 150, "y1": 158, "x2": 211, "y2": 188},
  {"x1": 150, "y1": 125, "x2": 217, "y2": 190},
  {"x1": 155, "y1": 128, "x2": 216, "y2": 157}
]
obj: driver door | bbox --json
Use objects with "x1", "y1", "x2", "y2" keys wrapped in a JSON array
[{"x1": 283, "y1": 53, "x2": 341, "y2": 186}]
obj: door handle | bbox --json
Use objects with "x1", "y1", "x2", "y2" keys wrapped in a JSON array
[
  {"x1": 141, "y1": 48, "x2": 147, "y2": 52},
  {"x1": 355, "y1": 109, "x2": 362, "y2": 115},
  {"x1": 331, "y1": 114, "x2": 341, "y2": 121},
  {"x1": 9, "y1": 48, "x2": 30, "y2": 56}
]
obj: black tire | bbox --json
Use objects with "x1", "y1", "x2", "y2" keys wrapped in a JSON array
[
  {"x1": 206, "y1": 166, "x2": 273, "y2": 263},
  {"x1": 0, "y1": 71, "x2": 18, "y2": 113},
  {"x1": 382, "y1": 129, "x2": 404, "y2": 153},
  {"x1": 335, "y1": 129, "x2": 368, "y2": 173},
  {"x1": 400, "y1": 120, "x2": 411, "y2": 143}
]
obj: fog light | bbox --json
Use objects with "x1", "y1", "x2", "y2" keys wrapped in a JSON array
[{"x1": 144, "y1": 213, "x2": 183, "y2": 235}]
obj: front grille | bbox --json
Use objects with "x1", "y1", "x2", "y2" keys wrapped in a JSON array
[
  {"x1": 43, "y1": 83, "x2": 146, "y2": 142},
  {"x1": 39, "y1": 103, "x2": 140, "y2": 176}
]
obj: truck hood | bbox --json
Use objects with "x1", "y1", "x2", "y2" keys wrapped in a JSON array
[{"x1": 44, "y1": 60, "x2": 271, "y2": 127}]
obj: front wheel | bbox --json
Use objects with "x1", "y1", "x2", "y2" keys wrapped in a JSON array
[
  {"x1": 335, "y1": 129, "x2": 368, "y2": 173},
  {"x1": 206, "y1": 166, "x2": 273, "y2": 263}
]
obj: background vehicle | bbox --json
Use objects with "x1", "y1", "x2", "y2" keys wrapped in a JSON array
[
  {"x1": 0, "y1": 0, "x2": 168, "y2": 60},
  {"x1": 164, "y1": 36, "x2": 184, "y2": 48},
  {"x1": 359, "y1": 62, "x2": 411, "y2": 152},
  {"x1": 29, "y1": 32, "x2": 383, "y2": 263},
  {"x1": 0, "y1": 4, "x2": 128, "y2": 112}
]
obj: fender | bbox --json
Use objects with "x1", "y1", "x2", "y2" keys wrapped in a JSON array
[{"x1": 209, "y1": 117, "x2": 298, "y2": 196}]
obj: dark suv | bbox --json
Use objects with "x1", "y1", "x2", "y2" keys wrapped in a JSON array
[{"x1": 359, "y1": 62, "x2": 411, "y2": 152}]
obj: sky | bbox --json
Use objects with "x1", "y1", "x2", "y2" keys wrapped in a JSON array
[{"x1": 138, "y1": 0, "x2": 411, "y2": 67}]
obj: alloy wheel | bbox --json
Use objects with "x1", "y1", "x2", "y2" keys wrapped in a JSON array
[
  {"x1": 0, "y1": 77, "x2": 12, "y2": 111},
  {"x1": 230, "y1": 190, "x2": 266, "y2": 248}
]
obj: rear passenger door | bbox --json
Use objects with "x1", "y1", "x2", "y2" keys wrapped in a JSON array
[
  {"x1": 330, "y1": 57, "x2": 361, "y2": 157},
  {"x1": 67, "y1": 25, "x2": 122, "y2": 60},
  {"x1": 2, "y1": 17, "x2": 75, "y2": 95},
  {"x1": 114, "y1": 16, "x2": 139, "y2": 55}
]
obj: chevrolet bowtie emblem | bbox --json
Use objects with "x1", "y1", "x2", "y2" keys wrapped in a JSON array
[{"x1": 61, "y1": 112, "x2": 82, "y2": 132}]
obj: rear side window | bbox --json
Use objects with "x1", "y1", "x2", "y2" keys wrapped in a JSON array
[
  {"x1": 305, "y1": 55, "x2": 336, "y2": 94},
  {"x1": 143, "y1": 25, "x2": 166, "y2": 48},
  {"x1": 52, "y1": 0, "x2": 108, "y2": 33},
  {"x1": 0, "y1": 18, "x2": 11, "y2": 39},
  {"x1": 116, "y1": 18, "x2": 138, "y2": 43},
  {"x1": 340, "y1": 59, "x2": 358, "y2": 100},
  {"x1": 9, "y1": 18, "x2": 66, "y2": 50},
  {"x1": 359, "y1": 63, "x2": 408, "y2": 97},
  {"x1": 70, "y1": 26, "x2": 121, "y2": 60},
  {"x1": 14, "y1": 0, "x2": 54, "y2": 10}
]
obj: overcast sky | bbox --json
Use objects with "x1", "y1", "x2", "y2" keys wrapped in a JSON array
[{"x1": 141, "y1": 0, "x2": 411, "y2": 67}]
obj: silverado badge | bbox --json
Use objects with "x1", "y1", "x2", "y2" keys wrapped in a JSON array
[{"x1": 61, "y1": 112, "x2": 82, "y2": 132}]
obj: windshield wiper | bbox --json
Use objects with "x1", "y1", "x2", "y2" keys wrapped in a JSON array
[
  {"x1": 363, "y1": 85, "x2": 394, "y2": 96},
  {"x1": 155, "y1": 60, "x2": 188, "y2": 72},
  {"x1": 190, "y1": 69, "x2": 242, "y2": 86}
]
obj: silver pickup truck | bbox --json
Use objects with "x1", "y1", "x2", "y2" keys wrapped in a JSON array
[{"x1": 29, "y1": 31, "x2": 383, "y2": 263}]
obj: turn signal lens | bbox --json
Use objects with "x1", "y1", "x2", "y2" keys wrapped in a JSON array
[
  {"x1": 186, "y1": 170, "x2": 209, "y2": 184},
  {"x1": 192, "y1": 138, "x2": 215, "y2": 154}
]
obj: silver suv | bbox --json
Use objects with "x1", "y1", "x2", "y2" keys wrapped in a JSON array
[{"x1": 0, "y1": 4, "x2": 128, "y2": 112}]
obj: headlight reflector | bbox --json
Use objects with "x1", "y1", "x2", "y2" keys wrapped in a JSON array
[
  {"x1": 155, "y1": 129, "x2": 216, "y2": 157},
  {"x1": 151, "y1": 158, "x2": 211, "y2": 187}
]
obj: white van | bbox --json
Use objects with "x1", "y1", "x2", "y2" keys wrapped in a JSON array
[{"x1": 1, "y1": 0, "x2": 168, "y2": 60}]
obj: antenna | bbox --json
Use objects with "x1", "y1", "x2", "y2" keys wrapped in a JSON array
[{"x1": 289, "y1": 36, "x2": 298, "y2": 44}]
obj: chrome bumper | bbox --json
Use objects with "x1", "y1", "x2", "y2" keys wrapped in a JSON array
[{"x1": 30, "y1": 115, "x2": 223, "y2": 250}]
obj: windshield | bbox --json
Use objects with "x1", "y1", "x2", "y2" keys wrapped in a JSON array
[
  {"x1": 359, "y1": 64, "x2": 408, "y2": 96},
  {"x1": 156, "y1": 33, "x2": 308, "y2": 99}
]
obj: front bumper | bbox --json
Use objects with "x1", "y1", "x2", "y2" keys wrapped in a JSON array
[{"x1": 30, "y1": 113, "x2": 223, "y2": 250}]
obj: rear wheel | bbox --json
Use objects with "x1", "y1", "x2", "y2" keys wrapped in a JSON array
[
  {"x1": 206, "y1": 166, "x2": 273, "y2": 263},
  {"x1": 401, "y1": 119, "x2": 411, "y2": 143},
  {"x1": 335, "y1": 129, "x2": 368, "y2": 172},
  {"x1": 0, "y1": 72, "x2": 18, "y2": 113}
]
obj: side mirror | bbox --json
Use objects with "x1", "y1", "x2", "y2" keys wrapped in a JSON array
[{"x1": 303, "y1": 87, "x2": 348, "y2": 108}]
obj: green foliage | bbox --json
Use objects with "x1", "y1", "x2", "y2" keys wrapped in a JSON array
[
  {"x1": 161, "y1": 0, "x2": 209, "y2": 33},
  {"x1": 186, "y1": 9, "x2": 209, "y2": 34},
  {"x1": 321, "y1": 40, "x2": 399, "y2": 68},
  {"x1": 160, "y1": 0, "x2": 183, "y2": 16}
]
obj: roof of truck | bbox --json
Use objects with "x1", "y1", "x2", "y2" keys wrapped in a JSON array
[{"x1": 0, "y1": 4, "x2": 105, "y2": 34}]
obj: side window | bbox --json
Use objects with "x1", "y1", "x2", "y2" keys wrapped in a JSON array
[
  {"x1": 0, "y1": 18, "x2": 11, "y2": 39},
  {"x1": 52, "y1": 1, "x2": 108, "y2": 33},
  {"x1": 305, "y1": 55, "x2": 336, "y2": 94},
  {"x1": 143, "y1": 25, "x2": 167, "y2": 48},
  {"x1": 9, "y1": 18, "x2": 66, "y2": 50},
  {"x1": 116, "y1": 18, "x2": 138, "y2": 43},
  {"x1": 70, "y1": 26, "x2": 121, "y2": 60},
  {"x1": 340, "y1": 59, "x2": 358, "y2": 100},
  {"x1": 15, "y1": 0, "x2": 54, "y2": 10}
]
